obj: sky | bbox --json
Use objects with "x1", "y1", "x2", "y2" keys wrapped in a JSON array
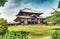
[{"x1": 0, "y1": 0, "x2": 58, "y2": 22}]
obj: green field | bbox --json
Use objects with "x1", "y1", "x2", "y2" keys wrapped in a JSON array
[{"x1": 8, "y1": 25, "x2": 60, "y2": 39}]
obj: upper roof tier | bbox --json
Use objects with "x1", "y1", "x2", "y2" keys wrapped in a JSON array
[
  {"x1": 17, "y1": 8, "x2": 43, "y2": 16},
  {"x1": 21, "y1": 8, "x2": 43, "y2": 13}
]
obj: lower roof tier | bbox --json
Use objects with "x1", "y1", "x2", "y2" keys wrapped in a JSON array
[{"x1": 14, "y1": 16, "x2": 45, "y2": 22}]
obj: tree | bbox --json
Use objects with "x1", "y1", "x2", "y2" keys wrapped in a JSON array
[
  {"x1": 0, "y1": 0, "x2": 7, "y2": 6},
  {"x1": 58, "y1": 0, "x2": 60, "y2": 8},
  {"x1": 46, "y1": 0, "x2": 60, "y2": 25},
  {"x1": 57, "y1": 0, "x2": 60, "y2": 8},
  {"x1": 44, "y1": 11, "x2": 60, "y2": 25}
]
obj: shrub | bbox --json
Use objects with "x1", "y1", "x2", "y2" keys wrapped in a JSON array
[
  {"x1": 3, "y1": 31, "x2": 29, "y2": 39},
  {"x1": 0, "y1": 18, "x2": 8, "y2": 35},
  {"x1": 51, "y1": 30, "x2": 60, "y2": 39}
]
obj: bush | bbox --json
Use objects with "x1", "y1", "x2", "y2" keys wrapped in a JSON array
[
  {"x1": 51, "y1": 30, "x2": 60, "y2": 39},
  {"x1": 0, "y1": 18, "x2": 8, "y2": 35},
  {"x1": 2, "y1": 31, "x2": 29, "y2": 39}
]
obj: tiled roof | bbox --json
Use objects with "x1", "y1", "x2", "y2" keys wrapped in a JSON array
[{"x1": 16, "y1": 8, "x2": 43, "y2": 16}]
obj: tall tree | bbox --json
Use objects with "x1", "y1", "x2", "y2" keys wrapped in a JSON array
[
  {"x1": 58, "y1": 0, "x2": 60, "y2": 8},
  {"x1": 45, "y1": 0, "x2": 60, "y2": 25},
  {"x1": 0, "y1": 0, "x2": 7, "y2": 6}
]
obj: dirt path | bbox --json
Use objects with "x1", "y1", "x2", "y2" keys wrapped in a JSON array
[
  {"x1": 29, "y1": 36, "x2": 51, "y2": 39},
  {"x1": 41, "y1": 36, "x2": 51, "y2": 39}
]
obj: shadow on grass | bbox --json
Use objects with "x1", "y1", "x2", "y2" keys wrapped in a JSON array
[{"x1": 52, "y1": 28, "x2": 60, "y2": 30}]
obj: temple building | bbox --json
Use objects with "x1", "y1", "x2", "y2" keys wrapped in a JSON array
[{"x1": 14, "y1": 8, "x2": 45, "y2": 24}]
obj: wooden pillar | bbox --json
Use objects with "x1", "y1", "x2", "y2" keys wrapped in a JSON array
[{"x1": 24, "y1": 18, "x2": 28, "y2": 24}]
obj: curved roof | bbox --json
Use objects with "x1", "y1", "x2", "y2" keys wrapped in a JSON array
[
  {"x1": 21, "y1": 8, "x2": 43, "y2": 13},
  {"x1": 17, "y1": 8, "x2": 43, "y2": 16}
]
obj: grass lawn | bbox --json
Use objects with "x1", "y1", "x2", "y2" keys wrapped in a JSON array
[{"x1": 8, "y1": 25, "x2": 60, "y2": 39}]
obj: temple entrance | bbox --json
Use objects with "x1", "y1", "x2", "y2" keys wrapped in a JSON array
[
  {"x1": 31, "y1": 21, "x2": 38, "y2": 24},
  {"x1": 20, "y1": 21, "x2": 24, "y2": 24}
]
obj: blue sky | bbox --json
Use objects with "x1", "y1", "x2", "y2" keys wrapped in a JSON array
[{"x1": 0, "y1": 0, "x2": 58, "y2": 22}]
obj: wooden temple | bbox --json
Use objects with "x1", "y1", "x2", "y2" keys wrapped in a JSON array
[{"x1": 14, "y1": 8, "x2": 45, "y2": 24}]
